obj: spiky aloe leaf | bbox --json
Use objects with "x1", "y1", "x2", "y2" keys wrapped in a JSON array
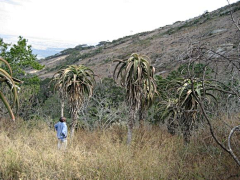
[
  {"x1": 113, "y1": 53, "x2": 157, "y2": 110},
  {"x1": 52, "y1": 64, "x2": 95, "y2": 114},
  {"x1": 0, "y1": 58, "x2": 19, "y2": 120},
  {"x1": 0, "y1": 92, "x2": 15, "y2": 121},
  {"x1": 0, "y1": 57, "x2": 13, "y2": 76}
]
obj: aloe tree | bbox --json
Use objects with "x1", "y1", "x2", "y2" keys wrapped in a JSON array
[
  {"x1": 114, "y1": 53, "x2": 157, "y2": 144},
  {"x1": 177, "y1": 79, "x2": 200, "y2": 144},
  {"x1": 158, "y1": 75, "x2": 218, "y2": 144},
  {"x1": 178, "y1": 78, "x2": 216, "y2": 143},
  {"x1": 0, "y1": 58, "x2": 20, "y2": 121},
  {"x1": 53, "y1": 65, "x2": 95, "y2": 138}
]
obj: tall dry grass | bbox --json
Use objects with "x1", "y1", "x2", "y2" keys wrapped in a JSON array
[{"x1": 0, "y1": 118, "x2": 239, "y2": 180}]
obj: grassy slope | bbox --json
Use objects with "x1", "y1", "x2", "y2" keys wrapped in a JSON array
[
  {"x1": 34, "y1": 2, "x2": 240, "y2": 80},
  {"x1": 0, "y1": 118, "x2": 239, "y2": 180}
]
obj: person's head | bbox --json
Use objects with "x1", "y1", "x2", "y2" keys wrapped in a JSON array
[{"x1": 59, "y1": 117, "x2": 66, "y2": 122}]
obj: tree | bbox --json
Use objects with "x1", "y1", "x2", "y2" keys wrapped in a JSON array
[
  {"x1": 0, "y1": 36, "x2": 45, "y2": 120},
  {"x1": 156, "y1": 65, "x2": 217, "y2": 144},
  {"x1": 0, "y1": 36, "x2": 44, "y2": 76},
  {"x1": 53, "y1": 65, "x2": 95, "y2": 138},
  {"x1": 0, "y1": 58, "x2": 20, "y2": 121},
  {"x1": 113, "y1": 53, "x2": 157, "y2": 144},
  {"x1": 177, "y1": 78, "x2": 217, "y2": 143}
]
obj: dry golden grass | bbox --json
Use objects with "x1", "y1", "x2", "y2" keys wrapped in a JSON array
[{"x1": 0, "y1": 118, "x2": 239, "y2": 180}]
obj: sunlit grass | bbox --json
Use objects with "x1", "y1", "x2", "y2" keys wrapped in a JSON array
[{"x1": 0, "y1": 118, "x2": 239, "y2": 179}]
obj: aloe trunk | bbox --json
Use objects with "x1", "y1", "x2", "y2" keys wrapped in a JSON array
[
  {"x1": 70, "y1": 112, "x2": 78, "y2": 138},
  {"x1": 182, "y1": 113, "x2": 191, "y2": 144},
  {"x1": 60, "y1": 100, "x2": 64, "y2": 117},
  {"x1": 167, "y1": 118, "x2": 177, "y2": 135},
  {"x1": 127, "y1": 108, "x2": 135, "y2": 145},
  {"x1": 139, "y1": 102, "x2": 144, "y2": 128}
]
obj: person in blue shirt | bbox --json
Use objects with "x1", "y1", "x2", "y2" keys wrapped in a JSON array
[{"x1": 54, "y1": 117, "x2": 68, "y2": 150}]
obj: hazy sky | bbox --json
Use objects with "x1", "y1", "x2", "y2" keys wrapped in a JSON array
[{"x1": 0, "y1": 0, "x2": 238, "y2": 50}]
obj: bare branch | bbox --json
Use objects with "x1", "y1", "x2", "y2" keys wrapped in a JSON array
[
  {"x1": 227, "y1": 0, "x2": 240, "y2": 31},
  {"x1": 228, "y1": 125, "x2": 240, "y2": 166}
]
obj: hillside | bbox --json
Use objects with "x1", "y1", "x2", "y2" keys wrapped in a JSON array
[{"x1": 31, "y1": 2, "x2": 240, "y2": 79}]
